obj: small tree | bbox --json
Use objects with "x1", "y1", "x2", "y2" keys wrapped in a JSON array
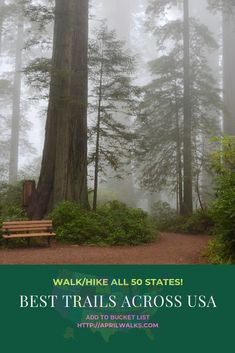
[{"x1": 89, "y1": 24, "x2": 137, "y2": 210}]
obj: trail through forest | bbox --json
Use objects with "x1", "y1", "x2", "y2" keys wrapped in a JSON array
[{"x1": 0, "y1": 233, "x2": 211, "y2": 264}]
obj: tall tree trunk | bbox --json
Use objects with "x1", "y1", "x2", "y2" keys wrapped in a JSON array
[
  {"x1": 9, "y1": 10, "x2": 23, "y2": 184},
  {"x1": 93, "y1": 99, "x2": 102, "y2": 212},
  {"x1": 223, "y1": 7, "x2": 235, "y2": 134},
  {"x1": 182, "y1": 0, "x2": 193, "y2": 215},
  {"x1": 93, "y1": 46, "x2": 104, "y2": 211},
  {"x1": 29, "y1": 0, "x2": 73, "y2": 218},
  {"x1": 174, "y1": 84, "x2": 183, "y2": 215},
  {"x1": 68, "y1": 0, "x2": 89, "y2": 208},
  {"x1": 28, "y1": 0, "x2": 89, "y2": 219}
]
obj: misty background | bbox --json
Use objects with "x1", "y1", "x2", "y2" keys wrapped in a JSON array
[{"x1": 0, "y1": 0, "x2": 233, "y2": 213}]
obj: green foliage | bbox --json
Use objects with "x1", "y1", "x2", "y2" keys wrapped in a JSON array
[
  {"x1": 135, "y1": 4, "x2": 221, "y2": 196},
  {"x1": 0, "y1": 205, "x2": 26, "y2": 221},
  {"x1": 209, "y1": 136, "x2": 235, "y2": 262},
  {"x1": 177, "y1": 210, "x2": 214, "y2": 235},
  {"x1": 151, "y1": 201, "x2": 177, "y2": 231},
  {"x1": 205, "y1": 238, "x2": 232, "y2": 264},
  {"x1": 0, "y1": 181, "x2": 27, "y2": 240},
  {"x1": 22, "y1": 0, "x2": 54, "y2": 29},
  {"x1": 0, "y1": 182, "x2": 23, "y2": 208},
  {"x1": 151, "y1": 201, "x2": 213, "y2": 234},
  {"x1": 0, "y1": 208, "x2": 26, "y2": 248},
  {"x1": 89, "y1": 23, "x2": 138, "y2": 178},
  {"x1": 51, "y1": 201, "x2": 158, "y2": 246},
  {"x1": 0, "y1": 185, "x2": 27, "y2": 247},
  {"x1": 23, "y1": 58, "x2": 51, "y2": 97}
]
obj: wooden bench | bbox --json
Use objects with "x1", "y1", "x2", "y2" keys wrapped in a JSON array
[{"x1": 1, "y1": 220, "x2": 56, "y2": 247}]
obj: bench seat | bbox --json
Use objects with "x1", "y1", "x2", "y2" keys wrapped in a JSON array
[{"x1": 1, "y1": 220, "x2": 56, "y2": 246}]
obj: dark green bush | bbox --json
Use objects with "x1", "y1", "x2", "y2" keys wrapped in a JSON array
[
  {"x1": 210, "y1": 173, "x2": 235, "y2": 262},
  {"x1": 176, "y1": 209, "x2": 214, "y2": 235},
  {"x1": 151, "y1": 201, "x2": 213, "y2": 234},
  {"x1": 0, "y1": 205, "x2": 27, "y2": 247},
  {"x1": 0, "y1": 205, "x2": 26, "y2": 221},
  {"x1": 151, "y1": 201, "x2": 177, "y2": 231},
  {"x1": 51, "y1": 200, "x2": 158, "y2": 246},
  {"x1": 209, "y1": 136, "x2": 235, "y2": 263},
  {"x1": 0, "y1": 182, "x2": 28, "y2": 247},
  {"x1": 205, "y1": 238, "x2": 232, "y2": 264},
  {"x1": 0, "y1": 182, "x2": 23, "y2": 208}
]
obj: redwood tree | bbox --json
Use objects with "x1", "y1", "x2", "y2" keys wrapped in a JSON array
[{"x1": 28, "y1": 0, "x2": 89, "y2": 219}]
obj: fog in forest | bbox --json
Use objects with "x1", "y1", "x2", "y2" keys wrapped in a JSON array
[{"x1": 0, "y1": 0, "x2": 235, "y2": 216}]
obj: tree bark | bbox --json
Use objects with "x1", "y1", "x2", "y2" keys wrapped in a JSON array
[
  {"x1": 29, "y1": 0, "x2": 73, "y2": 219},
  {"x1": 28, "y1": 0, "x2": 89, "y2": 219},
  {"x1": 93, "y1": 43, "x2": 104, "y2": 211},
  {"x1": 9, "y1": 10, "x2": 23, "y2": 184},
  {"x1": 68, "y1": 0, "x2": 89, "y2": 208},
  {"x1": 182, "y1": 0, "x2": 193, "y2": 215},
  {"x1": 174, "y1": 84, "x2": 183, "y2": 215}
]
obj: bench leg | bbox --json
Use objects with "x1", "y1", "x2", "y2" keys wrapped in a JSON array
[
  {"x1": 27, "y1": 237, "x2": 31, "y2": 247},
  {"x1": 47, "y1": 237, "x2": 51, "y2": 247}
]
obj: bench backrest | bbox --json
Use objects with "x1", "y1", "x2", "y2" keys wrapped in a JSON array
[{"x1": 2, "y1": 220, "x2": 53, "y2": 234}]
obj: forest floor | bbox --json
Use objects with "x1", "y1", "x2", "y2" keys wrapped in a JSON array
[{"x1": 0, "y1": 232, "x2": 211, "y2": 264}]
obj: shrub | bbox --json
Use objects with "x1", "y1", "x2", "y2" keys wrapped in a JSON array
[
  {"x1": 151, "y1": 201, "x2": 177, "y2": 231},
  {"x1": 177, "y1": 209, "x2": 214, "y2": 235},
  {"x1": 51, "y1": 200, "x2": 158, "y2": 246},
  {"x1": 0, "y1": 182, "x2": 23, "y2": 208},
  {"x1": 209, "y1": 136, "x2": 235, "y2": 262},
  {"x1": 0, "y1": 205, "x2": 27, "y2": 247},
  {"x1": 0, "y1": 182, "x2": 28, "y2": 247},
  {"x1": 205, "y1": 238, "x2": 232, "y2": 264},
  {"x1": 151, "y1": 201, "x2": 213, "y2": 234},
  {"x1": 0, "y1": 205, "x2": 26, "y2": 221}
]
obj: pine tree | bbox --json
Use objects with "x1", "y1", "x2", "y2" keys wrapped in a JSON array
[
  {"x1": 136, "y1": 0, "x2": 221, "y2": 214},
  {"x1": 89, "y1": 24, "x2": 137, "y2": 210}
]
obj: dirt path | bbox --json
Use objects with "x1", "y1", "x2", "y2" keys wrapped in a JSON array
[{"x1": 0, "y1": 233, "x2": 211, "y2": 264}]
